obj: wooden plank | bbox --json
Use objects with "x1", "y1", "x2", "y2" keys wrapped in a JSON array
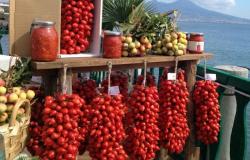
[
  {"x1": 71, "y1": 62, "x2": 176, "y2": 73},
  {"x1": 184, "y1": 60, "x2": 200, "y2": 160},
  {"x1": 32, "y1": 53, "x2": 213, "y2": 70},
  {"x1": 159, "y1": 148, "x2": 173, "y2": 160}
]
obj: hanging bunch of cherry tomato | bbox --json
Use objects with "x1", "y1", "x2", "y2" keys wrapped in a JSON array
[
  {"x1": 27, "y1": 121, "x2": 44, "y2": 156},
  {"x1": 78, "y1": 104, "x2": 92, "y2": 155},
  {"x1": 27, "y1": 88, "x2": 45, "y2": 156},
  {"x1": 73, "y1": 79, "x2": 98, "y2": 104},
  {"x1": 159, "y1": 70, "x2": 190, "y2": 154},
  {"x1": 87, "y1": 94, "x2": 128, "y2": 160},
  {"x1": 102, "y1": 71, "x2": 129, "y2": 99},
  {"x1": 61, "y1": 0, "x2": 94, "y2": 54},
  {"x1": 136, "y1": 72, "x2": 156, "y2": 87},
  {"x1": 159, "y1": 68, "x2": 169, "y2": 83},
  {"x1": 193, "y1": 80, "x2": 221, "y2": 144},
  {"x1": 40, "y1": 94, "x2": 85, "y2": 160},
  {"x1": 125, "y1": 85, "x2": 160, "y2": 160}
]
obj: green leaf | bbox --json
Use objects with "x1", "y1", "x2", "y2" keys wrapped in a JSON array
[
  {"x1": 103, "y1": 0, "x2": 154, "y2": 31},
  {"x1": 15, "y1": 156, "x2": 40, "y2": 160}
]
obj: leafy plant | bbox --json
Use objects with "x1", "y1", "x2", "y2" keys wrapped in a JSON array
[
  {"x1": 0, "y1": 57, "x2": 32, "y2": 88},
  {"x1": 130, "y1": 10, "x2": 180, "y2": 43},
  {"x1": 103, "y1": 0, "x2": 154, "y2": 31},
  {"x1": 15, "y1": 155, "x2": 39, "y2": 160}
]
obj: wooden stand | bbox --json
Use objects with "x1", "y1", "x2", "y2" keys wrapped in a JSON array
[{"x1": 31, "y1": 53, "x2": 213, "y2": 160}]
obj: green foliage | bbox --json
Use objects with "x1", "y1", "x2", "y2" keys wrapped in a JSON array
[
  {"x1": 16, "y1": 113, "x2": 25, "y2": 123},
  {"x1": 0, "y1": 57, "x2": 32, "y2": 88},
  {"x1": 130, "y1": 10, "x2": 180, "y2": 43},
  {"x1": 103, "y1": 0, "x2": 154, "y2": 31},
  {"x1": 15, "y1": 155, "x2": 39, "y2": 160}
]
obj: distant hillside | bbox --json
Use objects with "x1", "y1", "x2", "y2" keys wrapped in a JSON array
[{"x1": 151, "y1": 0, "x2": 250, "y2": 24}]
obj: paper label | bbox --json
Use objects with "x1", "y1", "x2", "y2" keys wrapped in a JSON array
[
  {"x1": 188, "y1": 41, "x2": 204, "y2": 52},
  {"x1": 108, "y1": 86, "x2": 120, "y2": 96},
  {"x1": 168, "y1": 73, "x2": 177, "y2": 80},
  {"x1": 31, "y1": 76, "x2": 42, "y2": 84},
  {"x1": 205, "y1": 74, "x2": 217, "y2": 81}
]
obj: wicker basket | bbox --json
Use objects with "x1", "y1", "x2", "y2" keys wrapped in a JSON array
[{"x1": 0, "y1": 100, "x2": 31, "y2": 160}]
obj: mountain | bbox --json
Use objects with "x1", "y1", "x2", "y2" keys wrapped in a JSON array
[
  {"x1": 151, "y1": 0, "x2": 250, "y2": 24},
  {"x1": 0, "y1": 0, "x2": 8, "y2": 3}
]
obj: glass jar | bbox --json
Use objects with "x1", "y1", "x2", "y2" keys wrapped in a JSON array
[
  {"x1": 103, "y1": 31, "x2": 122, "y2": 58},
  {"x1": 188, "y1": 33, "x2": 204, "y2": 54},
  {"x1": 31, "y1": 20, "x2": 58, "y2": 61}
]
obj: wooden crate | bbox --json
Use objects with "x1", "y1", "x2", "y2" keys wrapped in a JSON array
[
  {"x1": 9, "y1": 0, "x2": 61, "y2": 57},
  {"x1": 9, "y1": 0, "x2": 103, "y2": 58},
  {"x1": 58, "y1": 0, "x2": 103, "y2": 58}
]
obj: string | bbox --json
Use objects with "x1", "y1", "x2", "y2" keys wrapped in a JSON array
[
  {"x1": 107, "y1": 61, "x2": 112, "y2": 95},
  {"x1": 143, "y1": 60, "x2": 147, "y2": 87},
  {"x1": 62, "y1": 64, "x2": 68, "y2": 94},
  {"x1": 204, "y1": 56, "x2": 207, "y2": 80},
  {"x1": 174, "y1": 57, "x2": 179, "y2": 83}
]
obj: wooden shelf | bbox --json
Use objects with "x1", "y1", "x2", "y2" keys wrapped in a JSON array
[{"x1": 32, "y1": 53, "x2": 213, "y2": 72}]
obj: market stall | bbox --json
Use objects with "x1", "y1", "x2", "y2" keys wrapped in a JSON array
[{"x1": 32, "y1": 53, "x2": 213, "y2": 160}]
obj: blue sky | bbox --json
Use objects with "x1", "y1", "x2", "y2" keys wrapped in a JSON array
[
  {"x1": 222, "y1": 0, "x2": 250, "y2": 19},
  {"x1": 157, "y1": 0, "x2": 250, "y2": 19},
  {"x1": 1, "y1": 0, "x2": 249, "y2": 19}
]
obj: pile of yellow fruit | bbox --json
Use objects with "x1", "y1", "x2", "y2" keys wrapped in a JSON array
[
  {"x1": 121, "y1": 35, "x2": 152, "y2": 57},
  {"x1": 152, "y1": 32, "x2": 188, "y2": 56},
  {"x1": 0, "y1": 86, "x2": 35, "y2": 124}
]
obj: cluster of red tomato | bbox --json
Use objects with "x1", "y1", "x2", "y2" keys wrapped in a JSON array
[
  {"x1": 61, "y1": 0, "x2": 94, "y2": 54},
  {"x1": 27, "y1": 89, "x2": 45, "y2": 156},
  {"x1": 27, "y1": 69, "x2": 222, "y2": 159},
  {"x1": 159, "y1": 70, "x2": 190, "y2": 154},
  {"x1": 102, "y1": 71, "x2": 129, "y2": 99},
  {"x1": 40, "y1": 94, "x2": 85, "y2": 160},
  {"x1": 136, "y1": 73, "x2": 156, "y2": 87},
  {"x1": 193, "y1": 80, "x2": 221, "y2": 144},
  {"x1": 125, "y1": 85, "x2": 160, "y2": 159},
  {"x1": 73, "y1": 79, "x2": 98, "y2": 104},
  {"x1": 27, "y1": 121, "x2": 44, "y2": 156},
  {"x1": 88, "y1": 94, "x2": 128, "y2": 160},
  {"x1": 78, "y1": 104, "x2": 92, "y2": 154}
]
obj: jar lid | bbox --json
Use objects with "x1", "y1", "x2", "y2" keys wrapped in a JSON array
[
  {"x1": 190, "y1": 32, "x2": 204, "y2": 36},
  {"x1": 32, "y1": 20, "x2": 55, "y2": 27},
  {"x1": 104, "y1": 30, "x2": 121, "y2": 36}
]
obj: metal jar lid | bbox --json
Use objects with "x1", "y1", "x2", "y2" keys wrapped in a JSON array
[
  {"x1": 104, "y1": 30, "x2": 121, "y2": 36},
  {"x1": 190, "y1": 32, "x2": 204, "y2": 36},
  {"x1": 32, "y1": 20, "x2": 55, "y2": 27}
]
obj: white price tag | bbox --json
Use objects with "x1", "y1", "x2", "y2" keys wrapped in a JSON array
[
  {"x1": 108, "y1": 86, "x2": 120, "y2": 96},
  {"x1": 31, "y1": 76, "x2": 42, "y2": 84},
  {"x1": 205, "y1": 74, "x2": 217, "y2": 81},
  {"x1": 168, "y1": 73, "x2": 177, "y2": 80}
]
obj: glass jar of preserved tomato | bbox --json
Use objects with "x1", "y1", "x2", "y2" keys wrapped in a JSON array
[
  {"x1": 31, "y1": 20, "x2": 58, "y2": 61},
  {"x1": 188, "y1": 33, "x2": 204, "y2": 54},
  {"x1": 103, "y1": 31, "x2": 122, "y2": 58}
]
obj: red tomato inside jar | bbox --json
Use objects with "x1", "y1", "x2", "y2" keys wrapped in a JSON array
[
  {"x1": 31, "y1": 20, "x2": 58, "y2": 61},
  {"x1": 188, "y1": 33, "x2": 204, "y2": 54},
  {"x1": 103, "y1": 31, "x2": 122, "y2": 58}
]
